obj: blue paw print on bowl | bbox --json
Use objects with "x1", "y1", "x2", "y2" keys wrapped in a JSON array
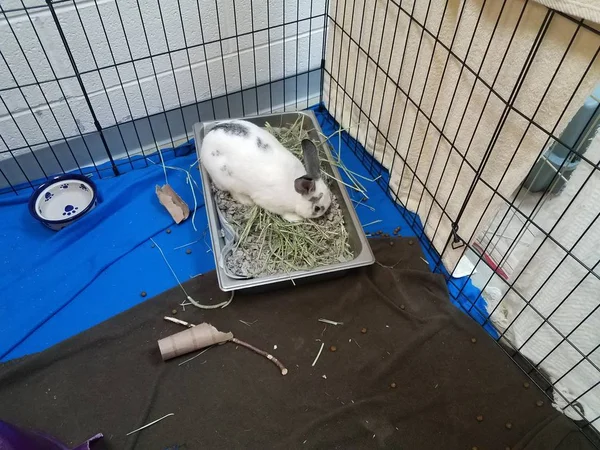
[
  {"x1": 79, "y1": 184, "x2": 89, "y2": 192},
  {"x1": 62, "y1": 204, "x2": 79, "y2": 217},
  {"x1": 44, "y1": 192, "x2": 53, "y2": 202},
  {"x1": 59, "y1": 183, "x2": 69, "y2": 190}
]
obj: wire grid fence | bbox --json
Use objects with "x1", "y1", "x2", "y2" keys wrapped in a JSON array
[
  {"x1": 1, "y1": 0, "x2": 600, "y2": 445},
  {"x1": 322, "y1": 0, "x2": 600, "y2": 444},
  {"x1": 0, "y1": 0, "x2": 326, "y2": 194}
]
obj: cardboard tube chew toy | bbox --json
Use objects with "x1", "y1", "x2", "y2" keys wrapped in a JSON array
[{"x1": 158, "y1": 322, "x2": 233, "y2": 361}]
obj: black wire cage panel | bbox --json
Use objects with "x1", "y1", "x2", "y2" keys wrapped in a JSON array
[
  {"x1": 322, "y1": 0, "x2": 600, "y2": 445},
  {"x1": 0, "y1": 0, "x2": 327, "y2": 194},
  {"x1": 2, "y1": 0, "x2": 600, "y2": 446}
]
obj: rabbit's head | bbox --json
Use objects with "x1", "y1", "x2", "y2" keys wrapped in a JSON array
[{"x1": 293, "y1": 139, "x2": 332, "y2": 219}]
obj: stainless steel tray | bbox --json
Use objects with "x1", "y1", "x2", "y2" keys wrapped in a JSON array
[{"x1": 194, "y1": 110, "x2": 375, "y2": 292}]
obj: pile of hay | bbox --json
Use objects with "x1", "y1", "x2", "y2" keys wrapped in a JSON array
[{"x1": 213, "y1": 119, "x2": 354, "y2": 278}]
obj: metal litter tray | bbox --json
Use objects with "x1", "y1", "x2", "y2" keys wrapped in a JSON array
[{"x1": 194, "y1": 110, "x2": 374, "y2": 292}]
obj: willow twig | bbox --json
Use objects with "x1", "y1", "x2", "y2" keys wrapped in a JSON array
[{"x1": 232, "y1": 337, "x2": 288, "y2": 376}]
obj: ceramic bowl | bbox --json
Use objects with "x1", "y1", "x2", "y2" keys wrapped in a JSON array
[{"x1": 28, "y1": 174, "x2": 98, "y2": 231}]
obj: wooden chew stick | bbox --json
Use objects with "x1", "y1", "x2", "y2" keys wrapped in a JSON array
[{"x1": 232, "y1": 337, "x2": 288, "y2": 375}]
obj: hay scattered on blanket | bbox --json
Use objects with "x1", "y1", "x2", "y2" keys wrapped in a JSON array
[{"x1": 213, "y1": 117, "x2": 355, "y2": 278}]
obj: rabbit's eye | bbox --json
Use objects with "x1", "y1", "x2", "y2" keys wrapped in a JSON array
[{"x1": 313, "y1": 205, "x2": 322, "y2": 214}]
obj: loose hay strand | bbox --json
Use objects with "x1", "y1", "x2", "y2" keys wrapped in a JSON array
[
  {"x1": 312, "y1": 342, "x2": 325, "y2": 367},
  {"x1": 126, "y1": 413, "x2": 174, "y2": 436}
]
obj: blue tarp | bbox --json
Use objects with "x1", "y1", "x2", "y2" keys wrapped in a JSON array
[{"x1": 0, "y1": 105, "x2": 495, "y2": 361}]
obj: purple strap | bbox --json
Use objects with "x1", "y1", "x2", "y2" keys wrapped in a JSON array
[{"x1": 0, "y1": 420, "x2": 102, "y2": 450}]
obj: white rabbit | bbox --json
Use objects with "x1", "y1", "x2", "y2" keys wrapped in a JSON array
[{"x1": 200, "y1": 120, "x2": 332, "y2": 222}]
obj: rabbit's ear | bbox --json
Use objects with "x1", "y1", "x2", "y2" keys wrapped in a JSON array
[
  {"x1": 294, "y1": 175, "x2": 316, "y2": 196},
  {"x1": 301, "y1": 139, "x2": 321, "y2": 179}
]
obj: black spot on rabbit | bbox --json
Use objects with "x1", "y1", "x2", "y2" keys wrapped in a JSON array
[
  {"x1": 309, "y1": 193, "x2": 324, "y2": 204},
  {"x1": 312, "y1": 204, "x2": 324, "y2": 216},
  {"x1": 220, "y1": 165, "x2": 233, "y2": 176},
  {"x1": 211, "y1": 122, "x2": 248, "y2": 137},
  {"x1": 256, "y1": 136, "x2": 270, "y2": 151}
]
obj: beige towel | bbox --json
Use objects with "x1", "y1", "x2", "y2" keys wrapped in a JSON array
[
  {"x1": 533, "y1": 0, "x2": 600, "y2": 23},
  {"x1": 323, "y1": 0, "x2": 599, "y2": 271}
]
